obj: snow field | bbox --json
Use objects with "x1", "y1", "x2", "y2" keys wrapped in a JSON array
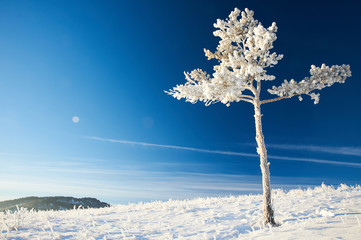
[{"x1": 1, "y1": 183, "x2": 361, "y2": 239}]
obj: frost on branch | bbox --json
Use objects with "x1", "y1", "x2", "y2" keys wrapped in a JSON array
[
  {"x1": 267, "y1": 64, "x2": 351, "y2": 104},
  {"x1": 166, "y1": 8, "x2": 283, "y2": 107},
  {"x1": 166, "y1": 68, "x2": 250, "y2": 107}
]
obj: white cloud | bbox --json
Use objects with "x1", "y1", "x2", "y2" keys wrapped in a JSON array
[
  {"x1": 268, "y1": 155, "x2": 361, "y2": 167},
  {"x1": 86, "y1": 136, "x2": 361, "y2": 168},
  {"x1": 85, "y1": 136, "x2": 260, "y2": 158},
  {"x1": 267, "y1": 144, "x2": 361, "y2": 157}
]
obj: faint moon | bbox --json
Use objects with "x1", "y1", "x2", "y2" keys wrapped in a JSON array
[{"x1": 72, "y1": 116, "x2": 80, "y2": 123}]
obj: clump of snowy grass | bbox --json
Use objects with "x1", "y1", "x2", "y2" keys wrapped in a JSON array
[{"x1": 0, "y1": 206, "x2": 28, "y2": 234}]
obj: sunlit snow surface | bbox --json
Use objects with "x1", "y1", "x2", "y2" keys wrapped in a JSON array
[{"x1": 1, "y1": 184, "x2": 361, "y2": 239}]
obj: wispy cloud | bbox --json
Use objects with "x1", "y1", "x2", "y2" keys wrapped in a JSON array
[
  {"x1": 267, "y1": 155, "x2": 361, "y2": 167},
  {"x1": 0, "y1": 148, "x2": 351, "y2": 204},
  {"x1": 267, "y1": 144, "x2": 361, "y2": 157},
  {"x1": 86, "y1": 136, "x2": 361, "y2": 168},
  {"x1": 85, "y1": 136, "x2": 257, "y2": 157},
  {"x1": 0, "y1": 170, "x2": 325, "y2": 204}
]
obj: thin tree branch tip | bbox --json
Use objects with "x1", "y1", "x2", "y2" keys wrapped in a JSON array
[{"x1": 165, "y1": 7, "x2": 351, "y2": 225}]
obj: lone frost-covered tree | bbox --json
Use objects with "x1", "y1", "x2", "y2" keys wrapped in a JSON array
[{"x1": 165, "y1": 8, "x2": 351, "y2": 225}]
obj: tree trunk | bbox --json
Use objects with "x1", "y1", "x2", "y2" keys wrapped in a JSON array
[{"x1": 253, "y1": 100, "x2": 276, "y2": 226}]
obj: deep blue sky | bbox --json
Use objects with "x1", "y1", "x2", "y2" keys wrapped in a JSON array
[{"x1": 0, "y1": 0, "x2": 360, "y2": 204}]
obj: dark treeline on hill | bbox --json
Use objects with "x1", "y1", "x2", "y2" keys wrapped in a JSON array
[{"x1": 0, "y1": 196, "x2": 110, "y2": 212}]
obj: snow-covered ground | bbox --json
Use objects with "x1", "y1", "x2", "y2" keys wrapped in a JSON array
[{"x1": 1, "y1": 183, "x2": 360, "y2": 239}]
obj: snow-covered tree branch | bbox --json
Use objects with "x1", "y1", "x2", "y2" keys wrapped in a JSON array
[
  {"x1": 165, "y1": 7, "x2": 351, "y2": 226},
  {"x1": 266, "y1": 64, "x2": 351, "y2": 104}
]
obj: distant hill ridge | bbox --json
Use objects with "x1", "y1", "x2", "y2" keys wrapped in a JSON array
[{"x1": 0, "y1": 196, "x2": 110, "y2": 212}]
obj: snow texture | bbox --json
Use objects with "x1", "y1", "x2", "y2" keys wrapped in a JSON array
[{"x1": 1, "y1": 184, "x2": 361, "y2": 239}]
